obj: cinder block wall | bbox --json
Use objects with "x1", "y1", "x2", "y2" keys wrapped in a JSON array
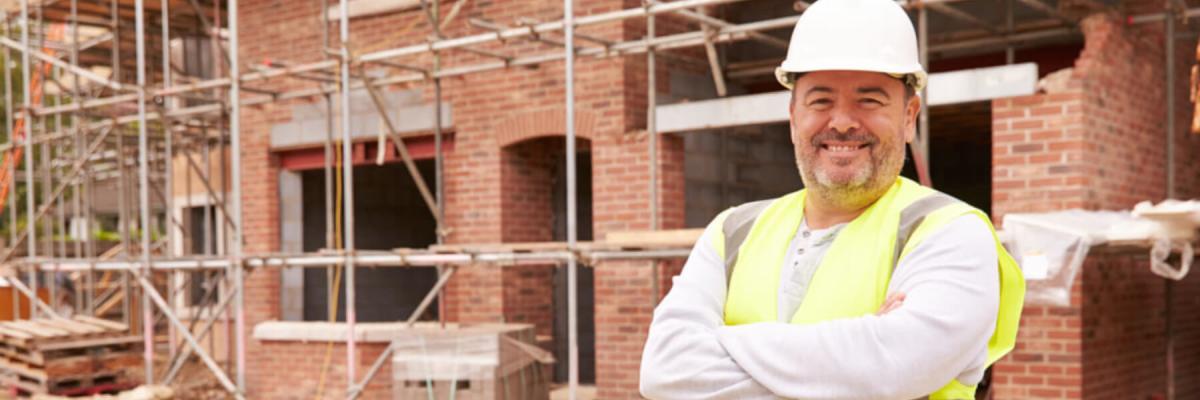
[{"x1": 990, "y1": 12, "x2": 1200, "y2": 399}]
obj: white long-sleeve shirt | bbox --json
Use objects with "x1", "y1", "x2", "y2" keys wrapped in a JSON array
[{"x1": 639, "y1": 213, "x2": 1000, "y2": 400}]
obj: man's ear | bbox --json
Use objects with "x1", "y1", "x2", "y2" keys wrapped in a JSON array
[
  {"x1": 789, "y1": 95, "x2": 800, "y2": 145},
  {"x1": 903, "y1": 93, "x2": 921, "y2": 143}
]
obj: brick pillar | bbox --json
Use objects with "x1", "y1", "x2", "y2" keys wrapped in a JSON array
[
  {"x1": 242, "y1": 100, "x2": 284, "y2": 397},
  {"x1": 592, "y1": 131, "x2": 685, "y2": 398},
  {"x1": 442, "y1": 127, "x2": 504, "y2": 324},
  {"x1": 990, "y1": 90, "x2": 1088, "y2": 398}
]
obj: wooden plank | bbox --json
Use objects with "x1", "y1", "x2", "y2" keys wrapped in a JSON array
[
  {"x1": 36, "y1": 317, "x2": 97, "y2": 333},
  {"x1": 45, "y1": 352, "x2": 141, "y2": 377},
  {"x1": 0, "y1": 345, "x2": 43, "y2": 366},
  {"x1": 0, "y1": 322, "x2": 58, "y2": 339},
  {"x1": 37, "y1": 335, "x2": 140, "y2": 352},
  {"x1": 601, "y1": 229, "x2": 704, "y2": 248},
  {"x1": 0, "y1": 374, "x2": 48, "y2": 395},
  {"x1": 72, "y1": 316, "x2": 128, "y2": 332},
  {"x1": 8, "y1": 321, "x2": 70, "y2": 338},
  {"x1": 0, "y1": 324, "x2": 34, "y2": 341},
  {"x1": 0, "y1": 357, "x2": 48, "y2": 381},
  {"x1": 43, "y1": 318, "x2": 107, "y2": 334}
]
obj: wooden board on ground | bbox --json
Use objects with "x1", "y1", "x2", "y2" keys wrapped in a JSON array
[{"x1": 0, "y1": 317, "x2": 142, "y2": 397}]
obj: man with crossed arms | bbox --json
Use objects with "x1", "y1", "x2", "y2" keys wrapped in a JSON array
[{"x1": 639, "y1": 0, "x2": 1025, "y2": 398}]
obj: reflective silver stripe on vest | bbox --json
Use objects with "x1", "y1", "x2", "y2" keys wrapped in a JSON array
[
  {"x1": 721, "y1": 199, "x2": 773, "y2": 285},
  {"x1": 893, "y1": 193, "x2": 961, "y2": 271},
  {"x1": 722, "y1": 192, "x2": 964, "y2": 287}
]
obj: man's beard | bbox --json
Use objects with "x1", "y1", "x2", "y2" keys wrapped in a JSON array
[{"x1": 795, "y1": 129, "x2": 906, "y2": 209}]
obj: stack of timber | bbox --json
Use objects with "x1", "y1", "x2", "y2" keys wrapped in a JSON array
[
  {"x1": 0, "y1": 316, "x2": 142, "y2": 397},
  {"x1": 392, "y1": 324, "x2": 553, "y2": 400}
]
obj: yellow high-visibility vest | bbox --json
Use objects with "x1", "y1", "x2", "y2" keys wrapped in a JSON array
[{"x1": 711, "y1": 177, "x2": 1025, "y2": 399}]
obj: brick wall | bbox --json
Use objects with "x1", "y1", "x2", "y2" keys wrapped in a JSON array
[
  {"x1": 991, "y1": 11, "x2": 1200, "y2": 399},
  {"x1": 499, "y1": 137, "x2": 561, "y2": 347},
  {"x1": 251, "y1": 340, "x2": 392, "y2": 400},
  {"x1": 238, "y1": 0, "x2": 688, "y2": 397},
  {"x1": 991, "y1": 91, "x2": 1088, "y2": 221},
  {"x1": 594, "y1": 260, "x2": 657, "y2": 398}
]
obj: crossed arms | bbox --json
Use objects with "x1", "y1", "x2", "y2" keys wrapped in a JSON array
[{"x1": 639, "y1": 216, "x2": 1000, "y2": 400}]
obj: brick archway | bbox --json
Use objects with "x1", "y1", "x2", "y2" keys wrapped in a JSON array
[{"x1": 497, "y1": 108, "x2": 596, "y2": 148}]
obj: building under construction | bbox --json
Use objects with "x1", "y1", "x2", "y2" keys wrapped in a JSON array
[{"x1": 0, "y1": 0, "x2": 1197, "y2": 398}]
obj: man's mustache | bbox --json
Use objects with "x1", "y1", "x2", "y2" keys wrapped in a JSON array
[{"x1": 810, "y1": 131, "x2": 879, "y2": 147}]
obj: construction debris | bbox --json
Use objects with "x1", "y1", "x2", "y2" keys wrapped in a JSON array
[{"x1": 0, "y1": 316, "x2": 141, "y2": 397}]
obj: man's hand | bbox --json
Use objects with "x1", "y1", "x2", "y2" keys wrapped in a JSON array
[{"x1": 875, "y1": 293, "x2": 906, "y2": 316}]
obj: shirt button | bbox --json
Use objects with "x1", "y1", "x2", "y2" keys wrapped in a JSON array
[
  {"x1": 802, "y1": 231, "x2": 811, "y2": 238},
  {"x1": 797, "y1": 248, "x2": 805, "y2": 255}
]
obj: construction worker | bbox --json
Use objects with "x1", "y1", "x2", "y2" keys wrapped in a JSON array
[{"x1": 639, "y1": 0, "x2": 1025, "y2": 398}]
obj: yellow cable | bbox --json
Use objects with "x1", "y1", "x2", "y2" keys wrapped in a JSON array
[{"x1": 314, "y1": 140, "x2": 345, "y2": 399}]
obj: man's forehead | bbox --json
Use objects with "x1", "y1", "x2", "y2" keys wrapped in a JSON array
[{"x1": 795, "y1": 71, "x2": 904, "y2": 92}]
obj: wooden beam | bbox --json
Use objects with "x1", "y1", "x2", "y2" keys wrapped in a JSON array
[{"x1": 603, "y1": 229, "x2": 705, "y2": 248}]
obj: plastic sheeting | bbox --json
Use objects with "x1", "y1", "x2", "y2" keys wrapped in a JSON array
[{"x1": 1002, "y1": 203, "x2": 1199, "y2": 306}]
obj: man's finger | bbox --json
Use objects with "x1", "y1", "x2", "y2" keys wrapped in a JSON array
[{"x1": 876, "y1": 293, "x2": 906, "y2": 316}]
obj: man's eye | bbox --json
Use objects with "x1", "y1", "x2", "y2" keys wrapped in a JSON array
[
  {"x1": 860, "y1": 98, "x2": 884, "y2": 105},
  {"x1": 808, "y1": 99, "x2": 832, "y2": 106}
]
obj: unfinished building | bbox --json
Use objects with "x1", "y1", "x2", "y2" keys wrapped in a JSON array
[{"x1": 0, "y1": 0, "x2": 1198, "y2": 398}]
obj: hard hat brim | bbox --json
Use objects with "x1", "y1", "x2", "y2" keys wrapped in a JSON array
[{"x1": 775, "y1": 66, "x2": 928, "y2": 93}]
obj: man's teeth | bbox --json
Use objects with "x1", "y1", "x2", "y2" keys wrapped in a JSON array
[{"x1": 826, "y1": 145, "x2": 861, "y2": 152}]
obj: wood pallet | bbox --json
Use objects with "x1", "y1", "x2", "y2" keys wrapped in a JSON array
[{"x1": 0, "y1": 316, "x2": 142, "y2": 397}]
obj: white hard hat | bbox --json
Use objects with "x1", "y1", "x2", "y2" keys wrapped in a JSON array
[{"x1": 776, "y1": 0, "x2": 927, "y2": 92}]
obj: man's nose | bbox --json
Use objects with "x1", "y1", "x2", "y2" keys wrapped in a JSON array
[{"x1": 828, "y1": 106, "x2": 861, "y2": 134}]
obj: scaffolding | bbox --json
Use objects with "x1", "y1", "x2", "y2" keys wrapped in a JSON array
[{"x1": 0, "y1": 0, "x2": 1185, "y2": 398}]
